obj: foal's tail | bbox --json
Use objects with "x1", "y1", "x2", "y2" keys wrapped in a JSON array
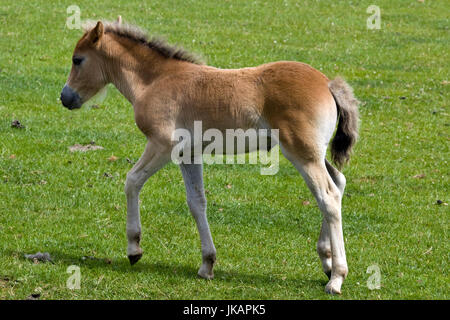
[{"x1": 328, "y1": 77, "x2": 360, "y2": 169}]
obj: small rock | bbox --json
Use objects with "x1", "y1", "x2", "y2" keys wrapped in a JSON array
[
  {"x1": 11, "y1": 120, "x2": 24, "y2": 129},
  {"x1": 24, "y1": 252, "x2": 53, "y2": 263},
  {"x1": 26, "y1": 293, "x2": 41, "y2": 300},
  {"x1": 436, "y1": 200, "x2": 443, "y2": 205}
]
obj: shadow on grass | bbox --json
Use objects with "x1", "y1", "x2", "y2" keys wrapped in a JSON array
[{"x1": 7, "y1": 248, "x2": 326, "y2": 290}]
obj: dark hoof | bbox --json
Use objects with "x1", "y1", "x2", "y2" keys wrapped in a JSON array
[
  {"x1": 325, "y1": 271, "x2": 332, "y2": 280},
  {"x1": 128, "y1": 253, "x2": 143, "y2": 265},
  {"x1": 198, "y1": 270, "x2": 214, "y2": 280}
]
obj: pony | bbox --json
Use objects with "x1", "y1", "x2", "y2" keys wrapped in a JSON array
[{"x1": 60, "y1": 18, "x2": 359, "y2": 294}]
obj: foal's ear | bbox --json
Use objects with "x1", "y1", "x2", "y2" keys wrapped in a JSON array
[{"x1": 89, "y1": 21, "x2": 104, "y2": 44}]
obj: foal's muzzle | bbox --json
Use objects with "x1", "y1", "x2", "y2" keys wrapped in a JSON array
[{"x1": 60, "y1": 85, "x2": 82, "y2": 110}]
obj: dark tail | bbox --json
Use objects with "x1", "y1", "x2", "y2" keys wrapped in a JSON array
[{"x1": 328, "y1": 77, "x2": 360, "y2": 169}]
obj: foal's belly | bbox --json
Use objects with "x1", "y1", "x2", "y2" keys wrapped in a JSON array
[
  {"x1": 200, "y1": 129, "x2": 278, "y2": 155},
  {"x1": 178, "y1": 104, "x2": 277, "y2": 155}
]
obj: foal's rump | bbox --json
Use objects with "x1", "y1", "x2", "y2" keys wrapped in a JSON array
[
  {"x1": 257, "y1": 61, "x2": 339, "y2": 161},
  {"x1": 254, "y1": 61, "x2": 358, "y2": 168}
]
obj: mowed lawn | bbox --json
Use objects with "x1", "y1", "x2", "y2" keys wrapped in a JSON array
[{"x1": 0, "y1": 0, "x2": 448, "y2": 299}]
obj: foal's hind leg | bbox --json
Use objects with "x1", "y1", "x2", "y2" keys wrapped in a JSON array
[
  {"x1": 317, "y1": 159, "x2": 347, "y2": 279},
  {"x1": 283, "y1": 147, "x2": 348, "y2": 294},
  {"x1": 179, "y1": 161, "x2": 216, "y2": 279},
  {"x1": 302, "y1": 162, "x2": 348, "y2": 294},
  {"x1": 124, "y1": 141, "x2": 170, "y2": 264},
  {"x1": 325, "y1": 159, "x2": 346, "y2": 195},
  {"x1": 317, "y1": 219, "x2": 332, "y2": 279}
]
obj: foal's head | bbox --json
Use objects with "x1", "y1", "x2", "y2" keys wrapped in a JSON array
[
  {"x1": 61, "y1": 17, "x2": 202, "y2": 110},
  {"x1": 60, "y1": 21, "x2": 108, "y2": 110}
]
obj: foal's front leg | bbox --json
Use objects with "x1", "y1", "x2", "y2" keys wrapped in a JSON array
[
  {"x1": 179, "y1": 162, "x2": 216, "y2": 279},
  {"x1": 125, "y1": 141, "x2": 170, "y2": 264}
]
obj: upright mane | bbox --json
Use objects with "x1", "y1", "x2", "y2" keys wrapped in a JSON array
[{"x1": 82, "y1": 20, "x2": 204, "y2": 65}]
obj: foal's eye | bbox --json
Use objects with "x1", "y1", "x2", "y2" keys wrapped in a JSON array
[{"x1": 72, "y1": 56, "x2": 84, "y2": 66}]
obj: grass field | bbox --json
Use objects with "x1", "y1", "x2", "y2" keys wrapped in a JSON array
[{"x1": 0, "y1": 0, "x2": 448, "y2": 300}]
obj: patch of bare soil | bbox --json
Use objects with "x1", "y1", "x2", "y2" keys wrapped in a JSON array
[{"x1": 69, "y1": 141, "x2": 104, "y2": 152}]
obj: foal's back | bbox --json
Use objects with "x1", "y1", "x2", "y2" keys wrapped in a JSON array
[{"x1": 143, "y1": 60, "x2": 335, "y2": 140}]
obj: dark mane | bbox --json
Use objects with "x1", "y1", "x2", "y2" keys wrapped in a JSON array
[{"x1": 83, "y1": 20, "x2": 203, "y2": 65}]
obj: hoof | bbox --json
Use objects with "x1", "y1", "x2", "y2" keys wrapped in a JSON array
[
  {"x1": 325, "y1": 279, "x2": 342, "y2": 295},
  {"x1": 197, "y1": 255, "x2": 216, "y2": 280},
  {"x1": 198, "y1": 271, "x2": 214, "y2": 280},
  {"x1": 128, "y1": 253, "x2": 143, "y2": 266},
  {"x1": 198, "y1": 264, "x2": 214, "y2": 280}
]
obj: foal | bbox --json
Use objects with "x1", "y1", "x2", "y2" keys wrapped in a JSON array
[{"x1": 61, "y1": 20, "x2": 359, "y2": 294}]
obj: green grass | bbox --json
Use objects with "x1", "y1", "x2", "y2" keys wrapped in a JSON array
[{"x1": 0, "y1": 0, "x2": 448, "y2": 299}]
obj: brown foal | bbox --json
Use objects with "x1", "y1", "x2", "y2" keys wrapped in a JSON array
[{"x1": 61, "y1": 19, "x2": 359, "y2": 294}]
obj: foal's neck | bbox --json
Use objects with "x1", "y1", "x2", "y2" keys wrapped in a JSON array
[{"x1": 104, "y1": 36, "x2": 172, "y2": 104}]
